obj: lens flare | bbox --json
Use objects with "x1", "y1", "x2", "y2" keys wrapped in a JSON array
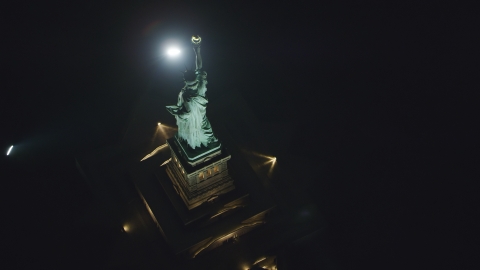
[{"x1": 6, "y1": 145, "x2": 13, "y2": 156}]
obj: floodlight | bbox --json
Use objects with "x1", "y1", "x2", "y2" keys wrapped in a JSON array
[{"x1": 166, "y1": 47, "x2": 181, "y2": 57}]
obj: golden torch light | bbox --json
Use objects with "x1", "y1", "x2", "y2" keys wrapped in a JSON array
[{"x1": 192, "y1": 35, "x2": 202, "y2": 46}]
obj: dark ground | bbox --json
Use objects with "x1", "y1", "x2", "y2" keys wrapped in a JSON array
[{"x1": 1, "y1": 1, "x2": 478, "y2": 269}]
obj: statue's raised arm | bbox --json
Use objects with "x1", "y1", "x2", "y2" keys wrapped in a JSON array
[
  {"x1": 166, "y1": 35, "x2": 217, "y2": 149},
  {"x1": 192, "y1": 35, "x2": 202, "y2": 70}
]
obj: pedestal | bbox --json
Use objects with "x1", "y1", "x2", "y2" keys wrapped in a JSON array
[
  {"x1": 129, "y1": 140, "x2": 275, "y2": 258},
  {"x1": 165, "y1": 136, "x2": 235, "y2": 210}
]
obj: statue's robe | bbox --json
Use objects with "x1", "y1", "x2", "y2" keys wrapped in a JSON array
[{"x1": 166, "y1": 70, "x2": 217, "y2": 149}]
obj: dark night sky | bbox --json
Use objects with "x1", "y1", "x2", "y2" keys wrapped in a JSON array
[{"x1": 1, "y1": 1, "x2": 477, "y2": 269}]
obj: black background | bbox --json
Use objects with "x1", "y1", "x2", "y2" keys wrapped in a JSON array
[{"x1": 1, "y1": 1, "x2": 477, "y2": 269}]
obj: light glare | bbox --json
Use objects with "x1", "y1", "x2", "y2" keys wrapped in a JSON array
[
  {"x1": 254, "y1": 257, "x2": 267, "y2": 265},
  {"x1": 6, "y1": 145, "x2": 13, "y2": 156},
  {"x1": 140, "y1": 143, "x2": 168, "y2": 161},
  {"x1": 166, "y1": 48, "x2": 180, "y2": 57}
]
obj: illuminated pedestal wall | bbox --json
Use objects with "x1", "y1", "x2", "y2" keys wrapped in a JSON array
[
  {"x1": 129, "y1": 132, "x2": 275, "y2": 258},
  {"x1": 165, "y1": 138, "x2": 235, "y2": 210}
]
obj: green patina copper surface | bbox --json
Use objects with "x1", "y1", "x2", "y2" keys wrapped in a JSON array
[{"x1": 166, "y1": 35, "x2": 218, "y2": 149}]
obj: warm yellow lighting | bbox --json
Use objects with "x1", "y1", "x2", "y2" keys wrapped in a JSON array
[
  {"x1": 160, "y1": 158, "x2": 171, "y2": 167},
  {"x1": 251, "y1": 151, "x2": 277, "y2": 163},
  {"x1": 192, "y1": 220, "x2": 264, "y2": 258},
  {"x1": 260, "y1": 156, "x2": 277, "y2": 166},
  {"x1": 191, "y1": 35, "x2": 202, "y2": 44},
  {"x1": 254, "y1": 257, "x2": 267, "y2": 265},
  {"x1": 140, "y1": 143, "x2": 168, "y2": 161},
  {"x1": 268, "y1": 158, "x2": 276, "y2": 177}
]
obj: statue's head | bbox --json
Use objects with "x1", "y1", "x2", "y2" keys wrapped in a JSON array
[{"x1": 183, "y1": 69, "x2": 197, "y2": 86}]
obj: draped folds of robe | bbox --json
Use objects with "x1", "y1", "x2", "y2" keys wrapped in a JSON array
[{"x1": 166, "y1": 70, "x2": 217, "y2": 149}]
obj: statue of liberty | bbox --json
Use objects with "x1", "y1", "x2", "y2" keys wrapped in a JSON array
[{"x1": 166, "y1": 35, "x2": 218, "y2": 150}]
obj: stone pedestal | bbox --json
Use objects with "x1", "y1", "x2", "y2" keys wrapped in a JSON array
[
  {"x1": 126, "y1": 127, "x2": 276, "y2": 258},
  {"x1": 165, "y1": 136, "x2": 235, "y2": 210}
]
